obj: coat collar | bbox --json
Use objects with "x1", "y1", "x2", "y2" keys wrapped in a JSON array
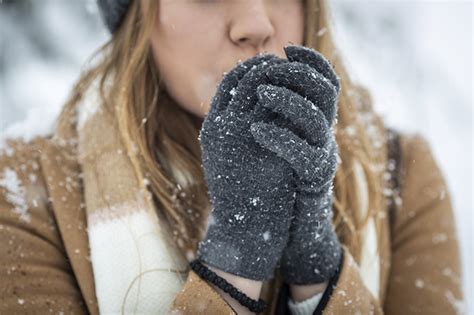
[{"x1": 38, "y1": 111, "x2": 100, "y2": 315}]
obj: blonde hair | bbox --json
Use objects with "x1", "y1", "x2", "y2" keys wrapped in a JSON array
[{"x1": 57, "y1": 0, "x2": 389, "y2": 264}]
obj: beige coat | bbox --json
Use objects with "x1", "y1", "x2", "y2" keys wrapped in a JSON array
[{"x1": 0, "y1": 112, "x2": 464, "y2": 313}]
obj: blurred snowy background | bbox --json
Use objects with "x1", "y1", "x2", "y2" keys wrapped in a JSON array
[{"x1": 0, "y1": 0, "x2": 472, "y2": 311}]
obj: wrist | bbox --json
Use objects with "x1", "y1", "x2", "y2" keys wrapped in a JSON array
[
  {"x1": 203, "y1": 263, "x2": 263, "y2": 314},
  {"x1": 197, "y1": 229, "x2": 285, "y2": 280},
  {"x1": 289, "y1": 281, "x2": 329, "y2": 303},
  {"x1": 281, "y1": 229, "x2": 342, "y2": 284}
]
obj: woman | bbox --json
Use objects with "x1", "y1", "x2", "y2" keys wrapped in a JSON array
[{"x1": 0, "y1": 0, "x2": 464, "y2": 314}]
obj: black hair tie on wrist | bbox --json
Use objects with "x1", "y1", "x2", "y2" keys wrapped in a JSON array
[{"x1": 190, "y1": 259, "x2": 267, "y2": 313}]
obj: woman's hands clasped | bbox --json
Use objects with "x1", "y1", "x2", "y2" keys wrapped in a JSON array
[
  {"x1": 251, "y1": 45, "x2": 343, "y2": 284},
  {"x1": 197, "y1": 44, "x2": 342, "y2": 284}
]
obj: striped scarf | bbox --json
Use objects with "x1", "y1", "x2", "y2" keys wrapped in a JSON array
[{"x1": 75, "y1": 76, "x2": 189, "y2": 314}]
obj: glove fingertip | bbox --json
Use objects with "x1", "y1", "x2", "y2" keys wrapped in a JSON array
[
  {"x1": 250, "y1": 121, "x2": 278, "y2": 150},
  {"x1": 283, "y1": 45, "x2": 341, "y2": 94},
  {"x1": 283, "y1": 44, "x2": 317, "y2": 61},
  {"x1": 256, "y1": 84, "x2": 282, "y2": 104},
  {"x1": 250, "y1": 121, "x2": 269, "y2": 140}
]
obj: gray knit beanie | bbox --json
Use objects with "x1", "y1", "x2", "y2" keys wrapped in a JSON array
[{"x1": 97, "y1": 0, "x2": 131, "y2": 34}]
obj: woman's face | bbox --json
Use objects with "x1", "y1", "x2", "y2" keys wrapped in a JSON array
[{"x1": 145, "y1": 0, "x2": 305, "y2": 119}]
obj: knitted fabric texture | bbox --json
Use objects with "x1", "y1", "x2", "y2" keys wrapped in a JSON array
[
  {"x1": 97, "y1": 0, "x2": 131, "y2": 33},
  {"x1": 197, "y1": 53, "x2": 297, "y2": 281},
  {"x1": 255, "y1": 45, "x2": 343, "y2": 284},
  {"x1": 75, "y1": 74, "x2": 189, "y2": 313},
  {"x1": 198, "y1": 45, "x2": 341, "y2": 283},
  {"x1": 197, "y1": 45, "x2": 342, "y2": 283}
]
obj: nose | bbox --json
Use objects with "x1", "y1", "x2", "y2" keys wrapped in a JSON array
[{"x1": 229, "y1": 1, "x2": 275, "y2": 54}]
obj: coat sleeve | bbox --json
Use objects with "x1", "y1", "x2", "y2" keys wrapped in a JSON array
[
  {"x1": 0, "y1": 138, "x2": 89, "y2": 314},
  {"x1": 383, "y1": 133, "x2": 465, "y2": 314},
  {"x1": 317, "y1": 245, "x2": 383, "y2": 314},
  {"x1": 169, "y1": 268, "x2": 237, "y2": 314}
]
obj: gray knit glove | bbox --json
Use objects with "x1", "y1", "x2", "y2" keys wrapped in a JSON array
[
  {"x1": 250, "y1": 45, "x2": 342, "y2": 284},
  {"x1": 196, "y1": 53, "x2": 296, "y2": 281}
]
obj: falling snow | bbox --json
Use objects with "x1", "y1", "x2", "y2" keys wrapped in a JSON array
[
  {"x1": 250, "y1": 196, "x2": 260, "y2": 206},
  {"x1": 415, "y1": 278, "x2": 425, "y2": 289},
  {"x1": 262, "y1": 231, "x2": 271, "y2": 241},
  {"x1": 234, "y1": 213, "x2": 245, "y2": 221},
  {"x1": 0, "y1": 1, "x2": 471, "y2": 309}
]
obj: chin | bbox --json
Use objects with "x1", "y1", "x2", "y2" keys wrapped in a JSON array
[
  {"x1": 200, "y1": 104, "x2": 211, "y2": 119},
  {"x1": 186, "y1": 101, "x2": 208, "y2": 120}
]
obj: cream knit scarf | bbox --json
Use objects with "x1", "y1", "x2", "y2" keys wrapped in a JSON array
[{"x1": 75, "y1": 76, "x2": 189, "y2": 314}]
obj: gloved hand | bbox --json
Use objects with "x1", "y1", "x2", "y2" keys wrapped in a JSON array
[
  {"x1": 196, "y1": 52, "x2": 297, "y2": 281},
  {"x1": 249, "y1": 45, "x2": 343, "y2": 284}
]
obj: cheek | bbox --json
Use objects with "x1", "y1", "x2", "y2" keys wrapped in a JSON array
[
  {"x1": 153, "y1": 45, "x2": 217, "y2": 119},
  {"x1": 165, "y1": 64, "x2": 217, "y2": 119},
  {"x1": 274, "y1": 4, "x2": 305, "y2": 45},
  {"x1": 150, "y1": 11, "x2": 222, "y2": 118}
]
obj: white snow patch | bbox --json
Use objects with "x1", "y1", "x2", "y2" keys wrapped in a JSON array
[
  {"x1": 262, "y1": 231, "x2": 271, "y2": 241},
  {"x1": 234, "y1": 213, "x2": 245, "y2": 221},
  {"x1": 250, "y1": 196, "x2": 260, "y2": 206},
  {"x1": 415, "y1": 278, "x2": 425, "y2": 289},
  {"x1": 445, "y1": 290, "x2": 467, "y2": 315},
  {"x1": 0, "y1": 167, "x2": 30, "y2": 223}
]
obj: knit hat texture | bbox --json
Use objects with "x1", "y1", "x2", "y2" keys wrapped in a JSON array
[{"x1": 97, "y1": 0, "x2": 131, "y2": 33}]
